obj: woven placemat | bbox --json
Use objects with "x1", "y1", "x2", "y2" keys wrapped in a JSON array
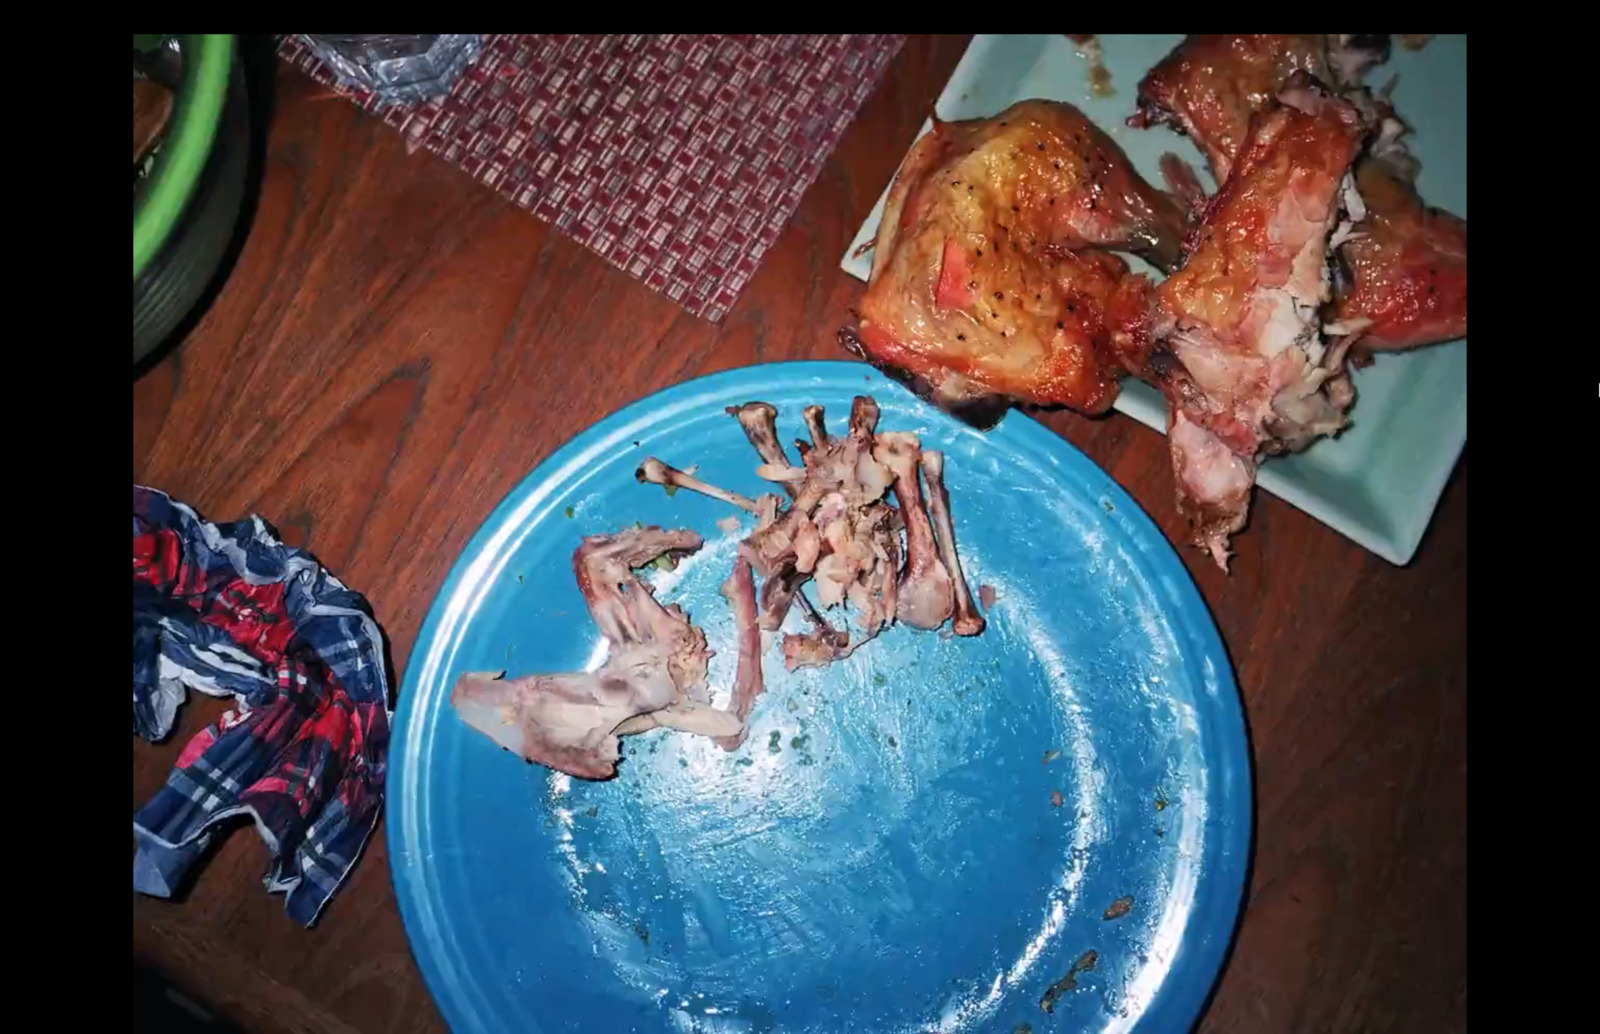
[{"x1": 279, "y1": 34, "x2": 905, "y2": 321}]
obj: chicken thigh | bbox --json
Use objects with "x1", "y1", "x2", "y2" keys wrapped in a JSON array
[{"x1": 853, "y1": 99, "x2": 1183, "y2": 416}]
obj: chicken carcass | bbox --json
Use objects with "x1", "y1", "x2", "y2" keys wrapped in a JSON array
[
  {"x1": 1131, "y1": 34, "x2": 1391, "y2": 185},
  {"x1": 640, "y1": 396, "x2": 984, "y2": 673},
  {"x1": 853, "y1": 99, "x2": 1184, "y2": 417},
  {"x1": 1149, "y1": 75, "x2": 1367, "y2": 568},
  {"x1": 451, "y1": 527, "x2": 742, "y2": 779},
  {"x1": 728, "y1": 402, "x2": 800, "y2": 499},
  {"x1": 729, "y1": 398, "x2": 898, "y2": 629}
]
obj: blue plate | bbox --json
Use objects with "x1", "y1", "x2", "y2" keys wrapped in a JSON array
[{"x1": 389, "y1": 362, "x2": 1252, "y2": 1033}]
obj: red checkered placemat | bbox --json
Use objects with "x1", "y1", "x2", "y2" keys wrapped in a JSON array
[{"x1": 279, "y1": 34, "x2": 905, "y2": 321}]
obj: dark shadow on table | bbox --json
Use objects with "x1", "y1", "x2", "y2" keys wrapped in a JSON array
[{"x1": 134, "y1": 962, "x2": 247, "y2": 1034}]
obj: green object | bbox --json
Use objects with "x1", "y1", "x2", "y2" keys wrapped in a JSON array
[
  {"x1": 134, "y1": 34, "x2": 252, "y2": 364},
  {"x1": 132, "y1": 33, "x2": 233, "y2": 281}
]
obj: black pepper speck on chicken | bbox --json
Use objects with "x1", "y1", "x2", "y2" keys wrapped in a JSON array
[{"x1": 852, "y1": 100, "x2": 1186, "y2": 417}]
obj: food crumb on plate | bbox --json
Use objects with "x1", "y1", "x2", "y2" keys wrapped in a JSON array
[
  {"x1": 1065, "y1": 35, "x2": 1114, "y2": 97},
  {"x1": 1042, "y1": 749, "x2": 1061, "y2": 764},
  {"x1": 1103, "y1": 895, "x2": 1134, "y2": 921},
  {"x1": 1039, "y1": 949, "x2": 1099, "y2": 1013},
  {"x1": 979, "y1": 584, "x2": 998, "y2": 609},
  {"x1": 1050, "y1": 790, "x2": 1064, "y2": 807}
]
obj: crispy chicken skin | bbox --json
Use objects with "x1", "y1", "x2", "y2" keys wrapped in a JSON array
[
  {"x1": 858, "y1": 238, "x2": 1151, "y2": 415},
  {"x1": 1132, "y1": 33, "x2": 1466, "y2": 359},
  {"x1": 1152, "y1": 75, "x2": 1367, "y2": 568},
  {"x1": 870, "y1": 100, "x2": 1188, "y2": 278},
  {"x1": 857, "y1": 100, "x2": 1177, "y2": 414},
  {"x1": 1132, "y1": 34, "x2": 1389, "y2": 184},
  {"x1": 1332, "y1": 157, "x2": 1467, "y2": 353}
]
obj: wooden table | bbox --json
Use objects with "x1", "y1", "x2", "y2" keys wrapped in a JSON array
[{"x1": 133, "y1": 36, "x2": 1467, "y2": 1034}]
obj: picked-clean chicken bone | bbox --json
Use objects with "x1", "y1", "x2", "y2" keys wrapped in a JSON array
[
  {"x1": 920, "y1": 451, "x2": 985, "y2": 637},
  {"x1": 727, "y1": 402, "x2": 798, "y2": 499},
  {"x1": 636, "y1": 457, "x2": 761, "y2": 513},
  {"x1": 713, "y1": 555, "x2": 765, "y2": 751},
  {"x1": 637, "y1": 397, "x2": 985, "y2": 689},
  {"x1": 451, "y1": 526, "x2": 742, "y2": 779},
  {"x1": 873, "y1": 431, "x2": 954, "y2": 630},
  {"x1": 781, "y1": 588, "x2": 860, "y2": 671},
  {"x1": 644, "y1": 396, "x2": 984, "y2": 645}
]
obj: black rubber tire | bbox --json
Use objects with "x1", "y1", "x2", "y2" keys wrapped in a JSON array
[{"x1": 133, "y1": 56, "x2": 251, "y2": 365}]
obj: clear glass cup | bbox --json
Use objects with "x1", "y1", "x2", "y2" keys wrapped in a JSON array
[{"x1": 300, "y1": 34, "x2": 484, "y2": 106}]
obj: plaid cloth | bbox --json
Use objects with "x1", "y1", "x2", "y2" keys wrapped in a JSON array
[{"x1": 132, "y1": 487, "x2": 391, "y2": 926}]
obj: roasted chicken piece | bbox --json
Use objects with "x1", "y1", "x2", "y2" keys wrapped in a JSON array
[
  {"x1": 876, "y1": 99, "x2": 1190, "y2": 272},
  {"x1": 1132, "y1": 34, "x2": 1468, "y2": 359},
  {"x1": 451, "y1": 527, "x2": 742, "y2": 779},
  {"x1": 1131, "y1": 34, "x2": 1390, "y2": 184},
  {"x1": 1331, "y1": 154, "x2": 1468, "y2": 354},
  {"x1": 853, "y1": 99, "x2": 1184, "y2": 416},
  {"x1": 853, "y1": 243, "x2": 1154, "y2": 418},
  {"x1": 1150, "y1": 75, "x2": 1367, "y2": 568}
]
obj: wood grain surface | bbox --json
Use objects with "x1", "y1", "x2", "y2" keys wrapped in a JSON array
[{"x1": 132, "y1": 36, "x2": 1467, "y2": 1034}]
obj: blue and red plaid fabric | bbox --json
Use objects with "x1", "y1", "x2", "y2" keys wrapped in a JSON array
[{"x1": 132, "y1": 486, "x2": 391, "y2": 926}]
